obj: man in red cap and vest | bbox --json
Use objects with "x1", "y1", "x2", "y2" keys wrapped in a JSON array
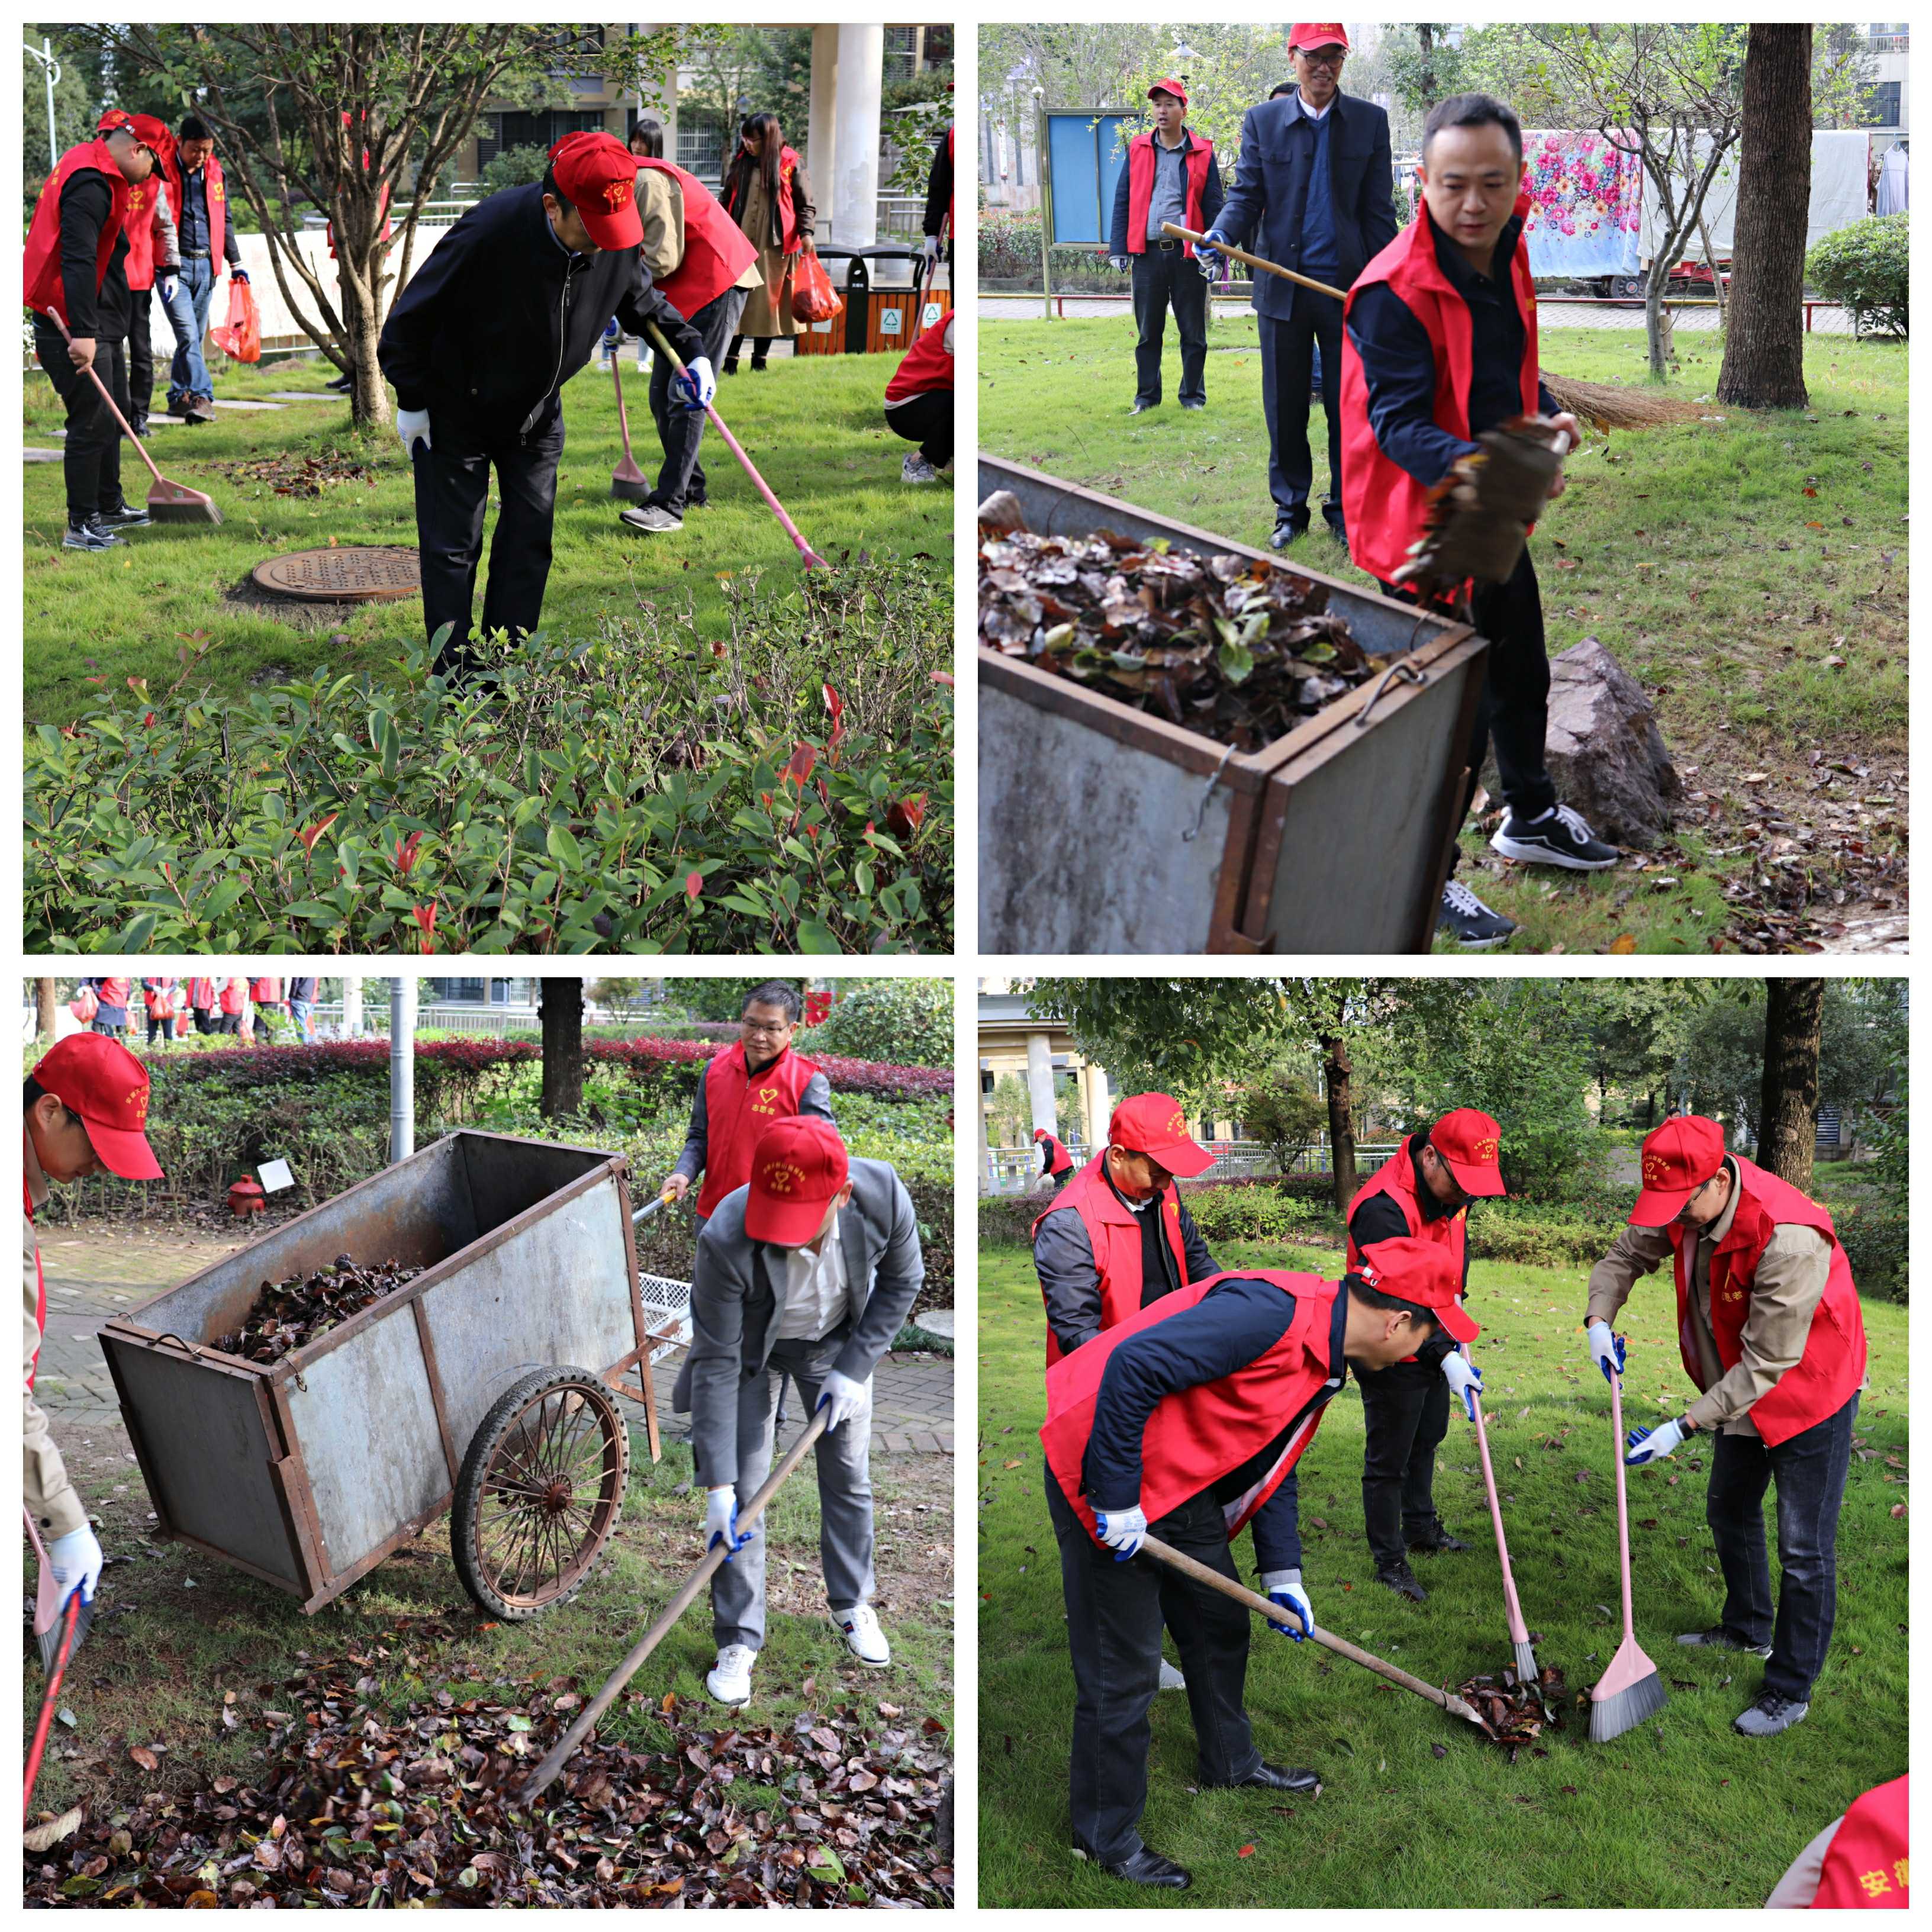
[
  {"x1": 664, "y1": 981, "x2": 833, "y2": 1222},
  {"x1": 1033, "y1": 1125, "x2": 1077, "y2": 1193},
  {"x1": 378, "y1": 129, "x2": 707, "y2": 678},
  {"x1": 683, "y1": 1118, "x2": 923, "y2": 1708},
  {"x1": 1040, "y1": 1234, "x2": 1477, "y2": 1887},
  {"x1": 1339, "y1": 92, "x2": 1617, "y2": 948},
  {"x1": 616, "y1": 128, "x2": 762, "y2": 534},
  {"x1": 1199, "y1": 27, "x2": 1395, "y2": 546},
  {"x1": 1345, "y1": 1107, "x2": 1503, "y2": 1601},
  {"x1": 1765, "y1": 1774, "x2": 1908, "y2": 1908},
  {"x1": 1032, "y1": 1093, "x2": 1221, "y2": 1365},
  {"x1": 1108, "y1": 80, "x2": 1224, "y2": 416},
  {"x1": 23, "y1": 112, "x2": 168, "y2": 552},
  {"x1": 1585, "y1": 1113, "x2": 1869, "y2": 1739},
  {"x1": 25, "y1": 1034, "x2": 165, "y2": 1632},
  {"x1": 161, "y1": 114, "x2": 246, "y2": 424},
  {"x1": 95, "y1": 108, "x2": 181, "y2": 440}
]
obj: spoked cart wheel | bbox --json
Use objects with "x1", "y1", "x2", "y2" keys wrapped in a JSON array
[{"x1": 452, "y1": 1366, "x2": 629, "y2": 1620}]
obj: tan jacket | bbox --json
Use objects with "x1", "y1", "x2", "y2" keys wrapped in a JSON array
[
  {"x1": 24, "y1": 1131, "x2": 87, "y2": 1538},
  {"x1": 635, "y1": 166, "x2": 762, "y2": 294},
  {"x1": 1585, "y1": 1158, "x2": 1841, "y2": 1438}
]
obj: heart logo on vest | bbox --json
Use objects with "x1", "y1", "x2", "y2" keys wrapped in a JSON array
[
  {"x1": 760, "y1": 1158, "x2": 804, "y2": 1195},
  {"x1": 752, "y1": 1084, "x2": 780, "y2": 1114}
]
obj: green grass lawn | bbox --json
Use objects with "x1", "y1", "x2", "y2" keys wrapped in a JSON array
[
  {"x1": 978, "y1": 320, "x2": 1907, "y2": 952},
  {"x1": 28, "y1": 1425, "x2": 952, "y2": 1820},
  {"x1": 25, "y1": 349, "x2": 952, "y2": 726},
  {"x1": 977, "y1": 1236, "x2": 1907, "y2": 1908}
]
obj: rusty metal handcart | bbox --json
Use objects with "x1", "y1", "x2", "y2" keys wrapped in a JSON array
[{"x1": 98, "y1": 1131, "x2": 689, "y2": 1621}]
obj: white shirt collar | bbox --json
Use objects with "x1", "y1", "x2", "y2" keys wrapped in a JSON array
[{"x1": 1294, "y1": 89, "x2": 1335, "y2": 123}]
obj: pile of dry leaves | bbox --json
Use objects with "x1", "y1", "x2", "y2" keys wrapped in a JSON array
[
  {"x1": 980, "y1": 528, "x2": 1374, "y2": 751},
  {"x1": 214, "y1": 1257, "x2": 423, "y2": 1363},
  {"x1": 1456, "y1": 1664, "x2": 1567, "y2": 1761},
  {"x1": 209, "y1": 452, "x2": 377, "y2": 497},
  {"x1": 25, "y1": 1668, "x2": 951, "y2": 1908}
]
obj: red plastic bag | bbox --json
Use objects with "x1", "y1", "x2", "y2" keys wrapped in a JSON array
[
  {"x1": 210, "y1": 275, "x2": 262, "y2": 363},
  {"x1": 791, "y1": 248, "x2": 843, "y2": 325},
  {"x1": 70, "y1": 988, "x2": 98, "y2": 1023}
]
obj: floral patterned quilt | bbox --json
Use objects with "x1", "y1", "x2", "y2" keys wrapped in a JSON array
[{"x1": 1520, "y1": 130, "x2": 1643, "y2": 279}]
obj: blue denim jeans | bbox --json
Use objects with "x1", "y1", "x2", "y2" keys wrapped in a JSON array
[
  {"x1": 168, "y1": 257, "x2": 215, "y2": 404},
  {"x1": 1705, "y1": 1392, "x2": 1859, "y2": 1701},
  {"x1": 288, "y1": 999, "x2": 314, "y2": 1044}
]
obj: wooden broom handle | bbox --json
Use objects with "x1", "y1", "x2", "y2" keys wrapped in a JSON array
[{"x1": 1163, "y1": 224, "x2": 1348, "y2": 302}]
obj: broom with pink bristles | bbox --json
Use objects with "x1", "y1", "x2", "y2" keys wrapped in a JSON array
[{"x1": 1589, "y1": 1356, "x2": 1668, "y2": 1741}]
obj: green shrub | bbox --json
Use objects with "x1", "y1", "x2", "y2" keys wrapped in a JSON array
[
  {"x1": 1808, "y1": 214, "x2": 1908, "y2": 337},
  {"x1": 1182, "y1": 1183, "x2": 1333, "y2": 1250},
  {"x1": 1464, "y1": 1194, "x2": 1623, "y2": 1270},
  {"x1": 809, "y1": 980, "x2": 954, "y2": 1066},
  {"x1": 478, "y1": 143, "x2": 551, "y2": 197},
  {"x1": 26, "y1": 561, "x2": 952, "y2": 955}
]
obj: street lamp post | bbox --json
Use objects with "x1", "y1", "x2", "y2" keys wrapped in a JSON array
[
  {"x1": 24, "y1": 38, "x2": 59, "y2": 172},
  {"x1": 1032, "y1": 85, "x2": 1053, "y2": 321}
]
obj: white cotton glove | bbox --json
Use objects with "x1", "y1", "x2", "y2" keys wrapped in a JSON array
[
  {"x1": 1586, "y1": 1319, "x2": 1627, "y2": 1384},
  {"x1": 922, "y1": 234, "x2": 940, "y2": 265},
  {"x1": 1441, "y1": 1351, "x2": 1483, "y2": 1424},
  {"x1": 674, "y1": 355, "x2": 716, "y2": 413},
  {"x1": 1261, "y1": 1566, "x2": 1312, "y2": 1640},
  {"x1": 48, "y1": 1523, "x2": 104, "y2": 1609},
  {"x1": 1109, "y1": 254, "x2": 1131, "y2": 274},
  {"x1": 1094, "y1": 1502, "x2": 1147, "y2": 1561},
  {"x1": 1625, "y1": 1417, "x2": 1688, "y2": 1467},
  {"x1": 815, "y1": 1368, "x2": 868, "y2": 1433},
  {"x1": 159, "y1": 274, "x2": 179, "y2": 304},
  {"x1": 704, "y1": 1485, "x2": 750, "y2": 1559},
  {"x1": 397, "y1": 407, "x2": 432, "y2": 457}
]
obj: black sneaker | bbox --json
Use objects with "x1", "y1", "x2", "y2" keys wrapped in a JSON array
[
  {"x1": 99, "y1": 502, "x2": 152, "y2": 529},
  {"x1": 1408, "y1": 1521, "x2": 1471, "y2": 1554},
  {"x1": 1374, "y1": 1560, "x2": 1427, "y2": 1603},
  {"x1": 1180, "y1": 398, "x2": 1205, "y2": 411},
  {"x1": 128, "y1": 415, "x2": 149, "y2": 437},
  {"x1": 326, "y1": 372, "x2": 353, "y2": 391},
  {"x1": 1438, "y1": 878, "x2": 1516, "y2": 948},
  {"x1": 1490, "y1": 802, "x2": 1619, "y2": 870},
  {"x1": 62, "y1": 516, "x2": 124, "y2": 551},
  {"x1": 1677, "y1": 1625, "x2": 1773, "y2": 1660}
]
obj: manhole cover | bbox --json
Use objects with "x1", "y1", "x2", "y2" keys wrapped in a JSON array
[{"x1": 252, "y1": 545, "x2": 421, "y2": 603}]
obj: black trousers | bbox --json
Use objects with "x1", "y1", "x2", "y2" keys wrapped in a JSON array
[
  {"x1": 411, "y1": 407, "x2": 566, "y2": 673},
  {"x1": 1045, "y1": 1464, "x2": 1262, "y2": 1862},
  {"x1": 1130, "y1": 247, "x2": 1207, "y2": 407},
  {"x1": 647, "y1": 284, "x2": 748, "y2": 513},
  {"x1": 886, "y1": 389, "x2": 952, "y2": 468},
  {"x1": 1258, "y1": 293, "x2": 1345, "y2": 528},
  {"x1": 1706, "y1": 1393, "x2": 1858, "y2": 1702},
  {"x1": 1357, "y1": 1355, "x2": 1451, "y2": 1567},
  {"x1": 146, "y1": 1015, "x2": 175, "y2": 1045},
  {"x1": 34, "y1": 317, "x2": 127, "y2": 526},
  {"x1": 192, "y1": 1009, "x2": 218, "y2": 1035},
  {"x1": 128, "y1": 288, "x2": 155, "y2": 426}
]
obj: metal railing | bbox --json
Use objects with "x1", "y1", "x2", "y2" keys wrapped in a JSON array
[{"x1": 983, "y1": 1138, "x2": 1404, "y2": 1193}]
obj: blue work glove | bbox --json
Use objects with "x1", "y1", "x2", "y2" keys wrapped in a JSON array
[
  {"x1": 1109, "y1": 254, "x2": 1131, "y2": 274},
  {"x1": 159, "y1": 273, "x2": 179, "y2": 304},
  {"x1": 1094, "y1": 1503, "x2": 1147, "y2": 1562},
  {"x1": 1586, "y1": 1320, "x2": 1627, "y2": 1384},
  {"x1": 1625, "y1": 1417, "x2": 1688, "y2": 1467},
  {"x1": 673, "y1": 354, "x2": 716, "y2": 413},
  {"x1": 603, "y1": 315, "x2": 623, "y2": 347},
  {"x1": 1441, "y1": 1351, "x2": 1483, "y2": 1424},
  {"x1": 704, "y1": 1485, "x2": 752, "y2": 1560},
  {"x1": 48, "y1": 1524, "x2": 104, "y2": 1609},
  {"x1": 1195, "y1": 231, "x2": 1229, "y2": 279},
  {"x1": 1261, "y1": 1567, "x2": 1312, "y2": 1640},
  {"x1": 231, "y1": 268, "x2": 249, "y2": 284},
  {"x1": 814, "y1": 1368, "x2": 868, "y2": 1433}
]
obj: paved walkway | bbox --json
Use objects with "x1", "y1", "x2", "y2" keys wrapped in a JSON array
[{"x1": 34, "y1": 1224, "x2": 951, "y2": 1456}]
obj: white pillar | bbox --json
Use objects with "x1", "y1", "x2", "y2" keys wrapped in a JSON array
[
  {"x1": 1025, "y1": 1031, "x2": 1058, "y2": 1139},
  {"x1": 829, "y1": 22, "x2": 884, "y2": 250},
  {"x1": 1087, "y1": 1064, "x2": 1112, "y2": 1148},
  {"x1": 340, "y1": 976, "x2": 362, "y2": 1038},
  {"x1": 807, "y1": 23, "x2": 839, "y2": 215},
  {"x1": 977, "y1": 1062, "x2": 994, "y2": 1193},
  {"x1": 389, "y1": 978, "x2": 416, "y2": 1163}
]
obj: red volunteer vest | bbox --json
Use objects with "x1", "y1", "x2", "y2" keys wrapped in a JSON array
[
  {"x1": 188, "y1": 978, "x2": 217, "y2": 1009},
  {"x1": 694, "y1": 1043, "x2": 821, "y2": 1219},
  {"x1": 1669, "y1": 1155, "x2": 1866, "y2": 1447},
  {"x1": 633, "y1": 157, "x2": 759, "y2": 321},
  {"x1": 885, "y1": 308, "x2": 952, "y2": 404},
  {"x1": 1032, "y1": 1153, "x2": 1191, "y2": 1368},
  {"x1": 165, "y1": 152, "x2": 228, "y2": 266},
  {"x1": 218, "y1": 980, "x2": 244, "y2": 1015},
  {"x1": 1042, "y1": 1269, "x2": 1341, "y2": 1541},
  {"x1": 122, "y1": 176, "x2": 162, "y2": 290},
  {"x1": 24, "y1": 140, "x2": 132, "y2": 324},
  {"x1": 1811, "y1": 1776, "x2": 1908, "y2": 1908},
  {"x1": 722, "y1": 146, "x2": 804, "y2": 256},
  {"x1": 1037, "y1": 1132, "x2": 1074, "y2": 1177},
  {"x1": 250, "y1": 977, "x2": 281, "y2": 1003},
  {"x1": 1340, "y1": 194, "x2": 1541, "y2": 587},
  {"x1": 1125, "y1": 131, "x2": 1215, "y2": 256},
  {"x1": 97, "y1": 977, "x2": 131, "y2": 1009}
]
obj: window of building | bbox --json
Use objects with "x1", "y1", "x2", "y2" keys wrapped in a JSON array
[
  {"x1": 677, "y1": 107, "x2": 730, "y2": 182},
  {"x1": 1866, "y1": 79, "x2": 1902, "y2": 125},
  {"x1": 884, "y1": 25, "x2": 919, "y2": 82}
]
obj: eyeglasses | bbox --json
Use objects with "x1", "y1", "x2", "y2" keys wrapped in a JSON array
[{"x1": 1298, "y1": 49, "x2": 1346, "y2": 70}]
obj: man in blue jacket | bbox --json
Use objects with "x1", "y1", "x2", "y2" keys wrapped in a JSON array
[
  {"x1": 378, "y1": 131, "x2": 706, "y2": 678},
  {"x1": 1199, "y1": 25, "x2": 1396, "y2": 548}
]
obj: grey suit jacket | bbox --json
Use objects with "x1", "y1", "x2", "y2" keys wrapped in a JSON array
[{"x1": 680, "y1": 1156, "x2": 925, "y2": 1486}]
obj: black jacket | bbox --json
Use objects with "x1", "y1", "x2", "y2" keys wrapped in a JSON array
[
  {"x1": 378, "y1": 182, "x2": 703, "y2": 440},
  {"x1": 54, "y1": 169, "x2": 131, "y2": 340},
  {"x1": 1215, "y1": 90, "x2": 1397, "y2": 320},
  {"x1": 923, "y1": 127, "x2": 952, "y2": 240}
]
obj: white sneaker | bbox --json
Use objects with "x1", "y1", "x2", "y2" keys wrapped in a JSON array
[
  {"x1": 901, "y1": 453, "x2": 939, "y2": 484},
  {"x1": 1158, "y1": 1657, "x2": 1187, "y2": 1691},
  {"x1": 706, "y1": 1643, "x2": 756, "y2": 1705},
  {"x1": 832, "y1": 1602, "x2": 891, "y2": 1665}
]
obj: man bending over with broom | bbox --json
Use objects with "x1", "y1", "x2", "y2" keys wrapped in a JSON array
[
  {"x1": 1337, "y1": 92, "x2": 1618, "y2": 949},
  {"x1": 1039, "y1": 1235, "x2": 1477, "y2": 1889},
  {"x1": 1585, "y1": 1115, "x2": 1869, "y2": 1740},
  {"x1": 684, "y1": 1117, "x2": 923, "y2": 1708}
]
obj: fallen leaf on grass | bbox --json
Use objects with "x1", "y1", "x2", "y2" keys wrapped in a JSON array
[{"x1": 24, "y1": 1808, "x2": 85, "y2": 1853}]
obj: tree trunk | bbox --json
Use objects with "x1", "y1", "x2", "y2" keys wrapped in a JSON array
[
  {"x1": 35, "y1": 978, "x2": 57, "y2": 1040},
  {"x1": 1717, "y1": 25, "x2": 1813, "y2": 409},
  {"x1": 345, "y1": 269, "x2": 391, "y2": 429},
  {"x1": 1756, "y1": 977, "x2": 1824, "y2": 1187},
  {"x1": 1320, "y1": 1034, "x2": 1357, "y2": 1210},
  {"x1": 1416, "y1": 24, "x2": 1438, "y2": 110},
  {"x1": 540, "y1": 978, "x2": 585, "y2": 1119}
]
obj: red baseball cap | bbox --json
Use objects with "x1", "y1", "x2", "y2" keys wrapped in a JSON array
[
  {"x1": 1289, "y1": 24, "x2": 1351, "y2": 53},
  {"x1": 1107, "y1": 1092, "x2": 1213, "y2": 1178},
  {"x1": 31, "y1": 1033, "x2": 163, "y2": 1181},
  {"x1": 546, "y1": 131, "x2": 644, "y2": 249},
  {"x1": 1356, "y1": 1235, "x2": 1479, "y2": 1342},
  {"x1": 1428, "y1": 1108, "x2": 1506, "y2": 1197},
  {"x1": 100, "y1": 110, "x2": 174, "y2": 164},
  {"x1": 1630, "y1": 1115, "x2": 1727, "y2": 1226},
  {"x1": 1147, "y1": 79, "x2": 1189, "y2": 108},
  {"x1": 745, "y1": 1115, "x2": 849, "y2": 1245}
]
